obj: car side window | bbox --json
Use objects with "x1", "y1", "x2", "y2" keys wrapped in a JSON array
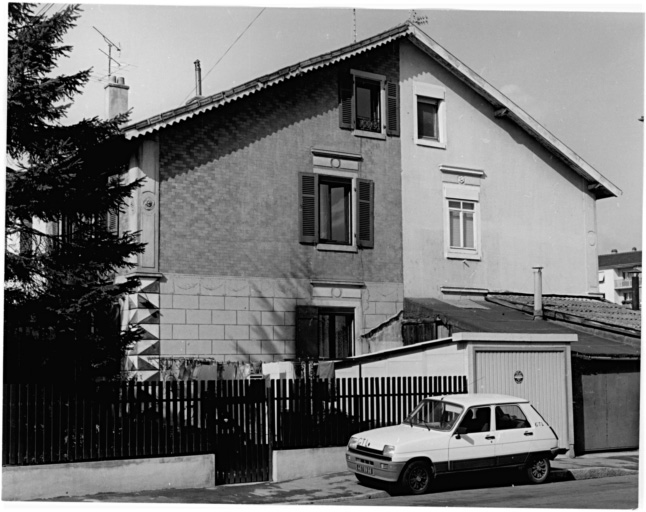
[
  {"x1": 458, "y1": 406, "x2": 491, "y2": 434},
  {"x1": 495, "y1": 405, "x2": 531, "y2": 430}
]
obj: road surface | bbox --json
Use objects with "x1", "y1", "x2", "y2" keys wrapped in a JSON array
[{"x1": 343, "y1": 474, "x2": 639, "y2": 508}]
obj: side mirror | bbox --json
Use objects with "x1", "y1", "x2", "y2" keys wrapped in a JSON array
[{"x1": 455, "y1": 426, "x2": 467, "y2": 439}]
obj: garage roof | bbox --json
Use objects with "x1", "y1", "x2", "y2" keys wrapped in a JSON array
[{"x1": 404, "y1": 297, "x2": 640, "y2": 359}]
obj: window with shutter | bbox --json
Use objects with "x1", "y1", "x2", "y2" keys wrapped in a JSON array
[
  {"x1": 299, "y1": 172, "x2": 319, "y2": 244},
  {"x1": 386, "y1": 80, "x2": 400, "y2": 136},
  {"x1": 357, "y1": 179, "x2": 374, "y2": 248},
  {"x1": 296, "y1": 306, "x2": 354, "y2": 360},
  {"x1": 339, "y1": 70, "x2": 397, "y2": 140}
]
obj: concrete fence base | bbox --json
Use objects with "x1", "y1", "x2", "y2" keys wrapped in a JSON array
[
  {"x1": 2, "y1": 453, "x2": 215, "y2": 501},
  {"x1": 272, "y1": 446, "x2": 347, "y2": 482}
]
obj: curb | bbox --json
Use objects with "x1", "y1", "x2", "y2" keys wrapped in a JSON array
[
  {"x1": 551, "y1": 467, "x2": 639, "y2": 482},
  {"x1": 287, "y1": 489, "x2": 390, "y2": 505}
]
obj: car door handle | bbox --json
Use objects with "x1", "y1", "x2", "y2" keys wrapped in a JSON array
[
  {"x1": 485, "y1": 435, "x2": 496, "y2": 440},
  {"x1": 524, "y1": 432, "x2": 534, "y2": 436}
]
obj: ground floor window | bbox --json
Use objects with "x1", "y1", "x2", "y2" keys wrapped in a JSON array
[{"x1": 296, "y1": 305, "x2": 355, "y2": 359}]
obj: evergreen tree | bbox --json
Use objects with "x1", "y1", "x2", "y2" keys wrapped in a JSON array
[{"x1": 6, "y1": 3, "x2": 145, "y2": 383}]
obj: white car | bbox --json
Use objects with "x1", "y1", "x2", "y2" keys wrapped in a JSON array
[{"x1": 346, "y1": 393, "x2": 567, "y2": 494}]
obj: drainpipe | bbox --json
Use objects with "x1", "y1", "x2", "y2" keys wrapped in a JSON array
[{"x1": 533, "y1": 267, "x2": 543, "y2": 320}]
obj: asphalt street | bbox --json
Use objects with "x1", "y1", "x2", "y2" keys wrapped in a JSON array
[{"x1": 343, "y1": 474, "x2": 639, "y2": 509}]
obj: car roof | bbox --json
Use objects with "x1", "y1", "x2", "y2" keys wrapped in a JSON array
[{"x1": 426, "y1": 393, "x2": 529, "y2": 408}]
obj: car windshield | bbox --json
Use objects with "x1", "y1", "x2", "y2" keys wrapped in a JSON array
[{"x1": 403, "y1": 399, "x2": 464, "y2": 431}]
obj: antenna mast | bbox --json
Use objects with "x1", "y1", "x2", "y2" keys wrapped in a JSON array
[
  {"x1": 93, "y1": 26, "x2": 122, "y2": 78},
  {"x1": 353, "y1": 9, "x2": 356, "y2": 42}
]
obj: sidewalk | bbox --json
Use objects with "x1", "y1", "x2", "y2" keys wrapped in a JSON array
[{"x1": 42, "y1": 451, "x2": 639, "y2": 504}]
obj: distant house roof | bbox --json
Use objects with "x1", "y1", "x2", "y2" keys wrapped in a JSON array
[
  {"x1": 404, "y1": 297, "x2": 639, "y2": 359},
  {"x1": 123, "y1": 22, "x2": 620, "y2": 199},
  {"x1": 599, "y1": 250, "x2": 642, "y2": 270}
]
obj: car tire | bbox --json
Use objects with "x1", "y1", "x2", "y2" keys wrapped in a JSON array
[
  {"x1": 525, "y1": 456, "x2": 550, "y2": 484},
  {"x1": 400, "y1": 460, "x2": 433, "y2": 495}
]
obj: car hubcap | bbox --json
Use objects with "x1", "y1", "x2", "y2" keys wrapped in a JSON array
[
  {"x1": 410, "y1": 468, "x2": 428, "y2": 490},
  {"x1": 531, "y1": 460, "x2": 547, "y2": 479}
]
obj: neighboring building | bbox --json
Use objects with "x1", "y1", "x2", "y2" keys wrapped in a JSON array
[
  {"x1": 114, "y1": 22, "x2": 620, "y2": 381},
  {"x1": 598, "y1": 249, "x2": 642, "y2": 306}
]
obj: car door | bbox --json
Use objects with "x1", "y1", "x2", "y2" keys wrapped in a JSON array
[
  {"x1": 493, "y1": 404, "x2": 534, "y2": 466},
  {"x1": 448, "y1": 406, "x2": 497, "y2": 471}
]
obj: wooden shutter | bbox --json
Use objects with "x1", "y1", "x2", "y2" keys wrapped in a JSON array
[
  {"x1": 338, "y1": 72, "x2": 354, "y2": 130},
  {"x1": 296, "y1": 306, "x2": 319, "y2": 358},
  {"x1": 356, "y1": 178, "x2": 374, "y2": 249},
  {"x1": 299, "y1": 172, "x2": 318, "y2": 244},
  {"x1": 386, "y1": 80, "x2": 400, "y2": 136}
]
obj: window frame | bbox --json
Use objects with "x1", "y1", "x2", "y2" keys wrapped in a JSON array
[
  {"x1": 443, "y1": 183, "x2": 481, "y2": 260},
  {"x1": 351, "y1": 69, "x2": 387, "y2": 140},
  {"x1": 317, "y1": 174, "x2": 353, "y2": 248},
  {"x1": 414, "y1": 82, "x2": 446, "y2": 149}
]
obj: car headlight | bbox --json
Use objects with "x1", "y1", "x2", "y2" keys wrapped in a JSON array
[
  {"x1": 348, "y1": 437, "x2": 359, "y2": 450},
  {"x1": 383, "y1": 445, "x2": 395, "y2": 458}
]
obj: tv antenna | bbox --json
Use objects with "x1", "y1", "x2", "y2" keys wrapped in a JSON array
[
  {"x1": 409, "y1": 10, "x2": 428, "y2": 25},
  {"x1": 93, "y1": 26, "x2": 122, "y2": 78}
]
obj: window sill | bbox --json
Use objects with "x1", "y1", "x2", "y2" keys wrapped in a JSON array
[
  {"x1": 317, "y1": 243, "x2": 358, "y2": 253},
  {"x1": 416, "y1": 138, "x2": 446, "y2": 149},
  {"x1": 446, "y1": 250, "x2": 481, "y2": 261},
  {"x1": 353, "y1": 129, "x2": 386, "y2": 140}
]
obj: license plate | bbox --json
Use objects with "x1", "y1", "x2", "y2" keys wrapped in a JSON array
[{"x1": 356, "y1": 464, "x2": 373, "y2": 475}]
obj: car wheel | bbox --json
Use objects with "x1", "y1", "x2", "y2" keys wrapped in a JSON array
[
  {"x1": 400, "y1": 460, "x2": 433, "y2": 495},
  {"x1": 525, "y1": 456, "x2": 550, "y2": 484}
]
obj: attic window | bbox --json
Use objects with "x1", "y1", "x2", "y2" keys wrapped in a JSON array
[
  {"x1": 339, "y1": 69, "x2": 399, "y2": 139},
  {"x1": 414, "y1": 82, "x2": 446, "y2": 149}
]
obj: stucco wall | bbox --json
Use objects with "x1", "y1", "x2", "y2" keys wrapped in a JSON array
[
  {"x1": 158, "y1": 44, "x2": 402, "y2": 285},
  {"x1": 399, "y1": 40, "x2": 599, "y2": 298}
]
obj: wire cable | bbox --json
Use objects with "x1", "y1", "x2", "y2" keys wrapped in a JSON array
[{"x1": 181, "y1": 7, "x2": 265, "y2": 104}]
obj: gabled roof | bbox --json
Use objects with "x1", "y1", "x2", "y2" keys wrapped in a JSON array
[
  {"x1": 123, "y1": 21, "x2": 620, "y2": 199},
  {"x1": 599, "y1": 250, "x2": 642, "y2": 269}
]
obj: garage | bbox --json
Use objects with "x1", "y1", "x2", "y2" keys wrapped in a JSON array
[{"x1": 473, "y1": 346, "x2": 571, "y2": 452}]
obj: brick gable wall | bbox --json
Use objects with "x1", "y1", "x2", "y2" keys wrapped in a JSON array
[{"x1": 158, "y1": 43, "x2": 402, "y2": 284}]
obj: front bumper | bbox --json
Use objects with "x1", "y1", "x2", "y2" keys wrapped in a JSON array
[{"x1": 346, "y1": 449, "x2": 406, "y2": 483}]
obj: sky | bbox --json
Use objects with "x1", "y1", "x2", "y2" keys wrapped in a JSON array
[{"x1": 17, "y1": 2, "x2": 646, "y2": 255}]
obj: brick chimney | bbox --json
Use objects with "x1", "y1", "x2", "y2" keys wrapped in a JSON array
[{"x1": 105, "y1": 76, "x2": 129, "y2": 119}]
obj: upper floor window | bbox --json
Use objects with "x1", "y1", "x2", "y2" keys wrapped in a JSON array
[
  {"x1": 299, "y1": 149, "x2": 374, "y2": 252},
  {"x1": 449, "y1": 200, "x2": 475, "y2": 249},
  {"x1": 339, "y1": 69, "x2": 399, "y2": 139},
  {"x1": 414, "y1": 82, "x2": 446, "y2": 149},
  {"x1": 441, "y1": 165, "x2": 484, "y2": 261}
]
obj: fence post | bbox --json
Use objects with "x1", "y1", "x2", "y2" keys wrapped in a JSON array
[{"x1": 266, "y1": 379, "x2": 274, "y2": 481}]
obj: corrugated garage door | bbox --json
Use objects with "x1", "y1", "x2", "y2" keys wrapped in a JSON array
[{"x1": 475, "y1": 350, "x2": 569, "y2": 450}]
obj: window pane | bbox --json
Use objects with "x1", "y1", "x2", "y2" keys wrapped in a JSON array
[
  {"x1": 334, "y1": 314, "x2": 352, "y2": 359},
  {"x1": 495, "y1": 405, "x2": 530, "y2": 430},
  {"x1": 463, "y1": 212, "x2": 474, "y2": 248},
  {"x1": 462, "y1": 202, "x2": 475, "y2": 211},
  {"x1": 448, "y1": 200, "x2": 461, "y2": 209},
  {"x1": 355, "y1": 78, "x2": 381, "y2": 132},
  {"x1": 449, "y1": 210, "x2": 460, "y2": 247},
  {"x1": 318, "y1": 314, "x2": 331, "y2": 359},
  {"x1": 330, "y1": 185, "x2": 348, "y2": 243},
  {"x1": 319, "y1": 183, "x2": 330, "y2": 240},
  {"x1": 418, "y1": 100, "x2": 438, "y2": 140}
]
